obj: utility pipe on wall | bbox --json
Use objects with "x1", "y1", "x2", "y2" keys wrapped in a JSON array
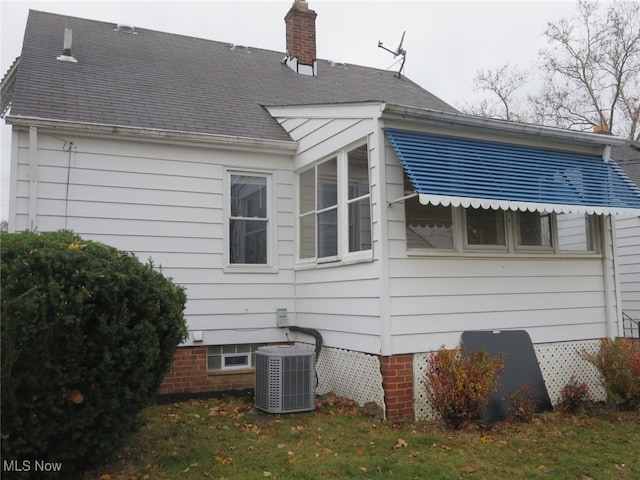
[{"x1": 28, "y1": 126, "x2": 38, "y2": 230}]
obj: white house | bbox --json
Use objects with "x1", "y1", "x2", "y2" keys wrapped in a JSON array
[
  {"x1": 3, "y1": 2, "x2": 640, "y2": 420},
  {"x1": 613, "y1": 143, "x2": 640, "y2": 339}
]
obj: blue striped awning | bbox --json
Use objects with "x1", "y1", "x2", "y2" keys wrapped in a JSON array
[{"x1": 385, "y1": 129, "x2": 640, "y2": 216}]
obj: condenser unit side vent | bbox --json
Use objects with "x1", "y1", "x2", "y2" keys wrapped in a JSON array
[{"x1": 255, "y1": 346, "x2": 315, "y2": 413}]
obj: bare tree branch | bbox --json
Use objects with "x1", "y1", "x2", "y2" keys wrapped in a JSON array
[{"x1": 462, "y1": 1, "x2": 640, "y2": 140}]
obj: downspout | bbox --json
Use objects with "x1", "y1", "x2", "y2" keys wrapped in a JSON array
[
  {"x1": 602, "y1": 215, "x2": 622, "y2": 339},
  {"x1": 28, "y1": 126, "x2": 38, "y2": 230}
]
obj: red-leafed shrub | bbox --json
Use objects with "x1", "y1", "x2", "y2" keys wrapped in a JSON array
[
  {"x1": 583, "y1": 338, "x2": 640, "y2": 410},
  {"x1": 424, "y1": 347, "x2": 504, "y2": 429},
  {"x1": 505, "y1": 384, "x2": 538, "y2": 423},
  {"x1": 557, "y1": 376, "x2": 590, "y2": 414}
]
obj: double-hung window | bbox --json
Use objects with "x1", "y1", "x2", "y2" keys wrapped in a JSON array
[
  {"x1": 298, "y1": 143, "x2": 371, "y2": 263},
  {"x1": 228, "y1": 172, "x2": 270, "y2": 266}
]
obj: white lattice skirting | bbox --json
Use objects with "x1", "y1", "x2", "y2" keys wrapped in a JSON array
[
  {"x1": 302, "y1": 344, "x2": 385, "y2": 415},
  {"x1": 414, "y1": 339, "x2": 606, "y2": 421}
]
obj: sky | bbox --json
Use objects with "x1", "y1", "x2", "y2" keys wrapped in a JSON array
[{"x1": 0, "y1": 0, "x2": 582, "y2": 222}]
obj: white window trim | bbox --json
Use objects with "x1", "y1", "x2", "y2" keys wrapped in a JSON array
[
  {"x1": 224, "y1": 169, "x2": 278, "y2": 273},
  {"x1": 462, "y1": 208, "x2": 509, "y2": 253},
  {"x1": 221, "y1": 352, "x2": 251, "y2": 370},
  {"x1": 406, "y1": 205, "x2": 600, "y2": 257},
  {"x1": 296, "y1": 141, "x2": 373, "y2": 266},
  {"x1": 512, "y1": 211, "x2": 554, "y2": 253}
]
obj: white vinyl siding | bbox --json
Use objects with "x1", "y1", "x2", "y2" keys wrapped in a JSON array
[
  {"x1": 616, "y1": 216, "x2": 640, "y2": 325},
  {"x1": 11, "y1": 130, "x2": 295, "y2": 346},
  {"x1": 384, "y1": 137, "x2": 612, "y2": 354},
  {"x1": 272, "y1": 105, "x2": 384, "y2": 353}
]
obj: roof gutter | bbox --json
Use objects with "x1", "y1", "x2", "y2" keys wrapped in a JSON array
[
  {"x1": 5, "y1": 115, "x2": 298, "y2": 153},
  {"x1": 381, "y1": 103, "x2": 630, "y2": 149}
]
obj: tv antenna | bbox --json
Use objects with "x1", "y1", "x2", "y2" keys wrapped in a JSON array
[{"x1": 378, "y1": 31, "x2": 407, "y2": 77}]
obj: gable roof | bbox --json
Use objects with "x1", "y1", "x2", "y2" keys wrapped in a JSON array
[{"x1": 6, "y1": 10, "x2": 456, "y2": 143}]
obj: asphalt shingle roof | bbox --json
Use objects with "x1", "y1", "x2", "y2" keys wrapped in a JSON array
[
  {"x1": 613, "y1": 143, "x2": 640, "y2": 188},
  {"x1": 9, "y1": 10, "x2": 456, "y2": 142}
]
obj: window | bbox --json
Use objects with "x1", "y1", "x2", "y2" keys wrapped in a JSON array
[
  {"x1": 317, "y1": 158, "x2": 338, "y2": 258},
  {"x1": 516, "y1": 211, "x2": 552, "y2": 248},
  {"x1": 298, "y1": 143, "x2": 371, "y2": 262},
  {"x1": 404, "y1": 174, "x2": 454, "y2": 249},
  {"x1": 404, "y1": 173, "x2": 599, "y2": 255},
  {"x1": 556, "y1": 213, "x2": 596, "y2": 252},
  {"x1": 207, "y1": 344, "x2": 265, "y2": 372},
  {"x1": 465, "y1": 208, "x2": 506, "y2": 248},
  {"x1": 348, "y1": 145, "x2": 372, "y2": 252},
  {"x1": 228, "y1": 173, "x2": 269, "y2": 265}
]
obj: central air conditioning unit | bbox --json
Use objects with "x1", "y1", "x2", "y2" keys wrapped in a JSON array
[{"x1": 255, "y1": 345, "x2": 316, "y2": 413}]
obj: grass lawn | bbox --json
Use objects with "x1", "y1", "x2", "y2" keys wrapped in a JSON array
[{"x1": 84, "y1": 393, "x2": 639, "y2": 480}]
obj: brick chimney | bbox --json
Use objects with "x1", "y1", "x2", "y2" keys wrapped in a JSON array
[
  {"x1": 593, "y1": 124, "x2": 612, "y2": 135},
  {"x1": 284, "y1": 1, "x2": 317, "y2": 76}
]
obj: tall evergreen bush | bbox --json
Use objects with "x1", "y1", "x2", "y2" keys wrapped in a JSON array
[{"x1": 1, "y1": 231, "x2": 187, "y2": 478}]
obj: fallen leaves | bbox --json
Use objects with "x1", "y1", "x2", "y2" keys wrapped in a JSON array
[
  {"x1": 394, "y1": 438, "x2": 408, "y2": 449},
  {"x1": 479, "y1": 434, "x2": 493, "y2": 444},
  {"x1": 214, "y1": 455, "x2": 235, "y2": 466},
  {"x1": 459, "y1": 464, "x2": 478, "y2": 474},
  {"x1": 614, "y1": 463, "x2": 630, "y2": 472},
  {"x1": 84, "y1": 394, "x2": 640, "y2": 480},
  {"x1": 62, "y1": 390, "x2": 85, "y2": 404}
]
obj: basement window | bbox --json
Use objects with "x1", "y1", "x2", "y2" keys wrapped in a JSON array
[{"x1": 207, "y1": 344, "x2": 265, "y2": 372}]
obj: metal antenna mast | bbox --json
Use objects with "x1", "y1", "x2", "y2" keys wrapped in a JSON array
[{"x1": 378, "y1": 31, "x2": 407, "y2": 78}]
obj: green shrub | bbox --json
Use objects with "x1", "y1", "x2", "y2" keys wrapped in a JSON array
[
  {"x1": 556, "y1": 376, "x2": 590, "y2": 414},
  {"x1": 583, "y1": 338, "x2": 640, "y2": 410},
  {"x1": 424, "y1": 346, "x2": 504, "y2": 429},
  {"x1": 1, "y1": 231, "x2": 187, "y2": 478}
]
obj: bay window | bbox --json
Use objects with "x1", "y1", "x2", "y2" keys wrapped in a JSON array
[{"x1": 298, "y1": 143, "x2": 371, "y2": 263}]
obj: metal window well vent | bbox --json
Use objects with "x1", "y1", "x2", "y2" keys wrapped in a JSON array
[{"x1": 255, "y1": 346, "x2": 316, "y2": 413}]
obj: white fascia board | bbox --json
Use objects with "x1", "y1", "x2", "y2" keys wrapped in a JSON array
[
  {"x1": 381, "y1": 104, "x2": 629, "y2": 149},
  {"x1": 266, "y1": 101, "x2": 385, "y2": 120},
  {"x1": 6, "y1": 115, "x2": 298, "y2": 153}
]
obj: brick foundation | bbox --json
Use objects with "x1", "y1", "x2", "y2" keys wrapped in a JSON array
[
  {"x1": 158, "y1": 346, "x2": 255, "y2": 396},
  {"x1": 379, "y1": 354, "x2": 414, "y2": 421}
]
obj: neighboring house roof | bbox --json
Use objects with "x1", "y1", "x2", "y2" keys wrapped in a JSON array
[
  {"x1": 612, "y1": 142, "x2": 640, "y2": 188},
  {"x1": 6, "y1": 10, "x2": 456, "y2": 142}
]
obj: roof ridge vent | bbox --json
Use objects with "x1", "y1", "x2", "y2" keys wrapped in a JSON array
[
  {"x1": 328, "y1": 60, "x2": 347, "y2": 69},
  {"x1": 115, "y1": 24, "x2": 136, "y2": 34},
  {"x1": 229, "y1": 43, "x2": 251, "y2": 53}
]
